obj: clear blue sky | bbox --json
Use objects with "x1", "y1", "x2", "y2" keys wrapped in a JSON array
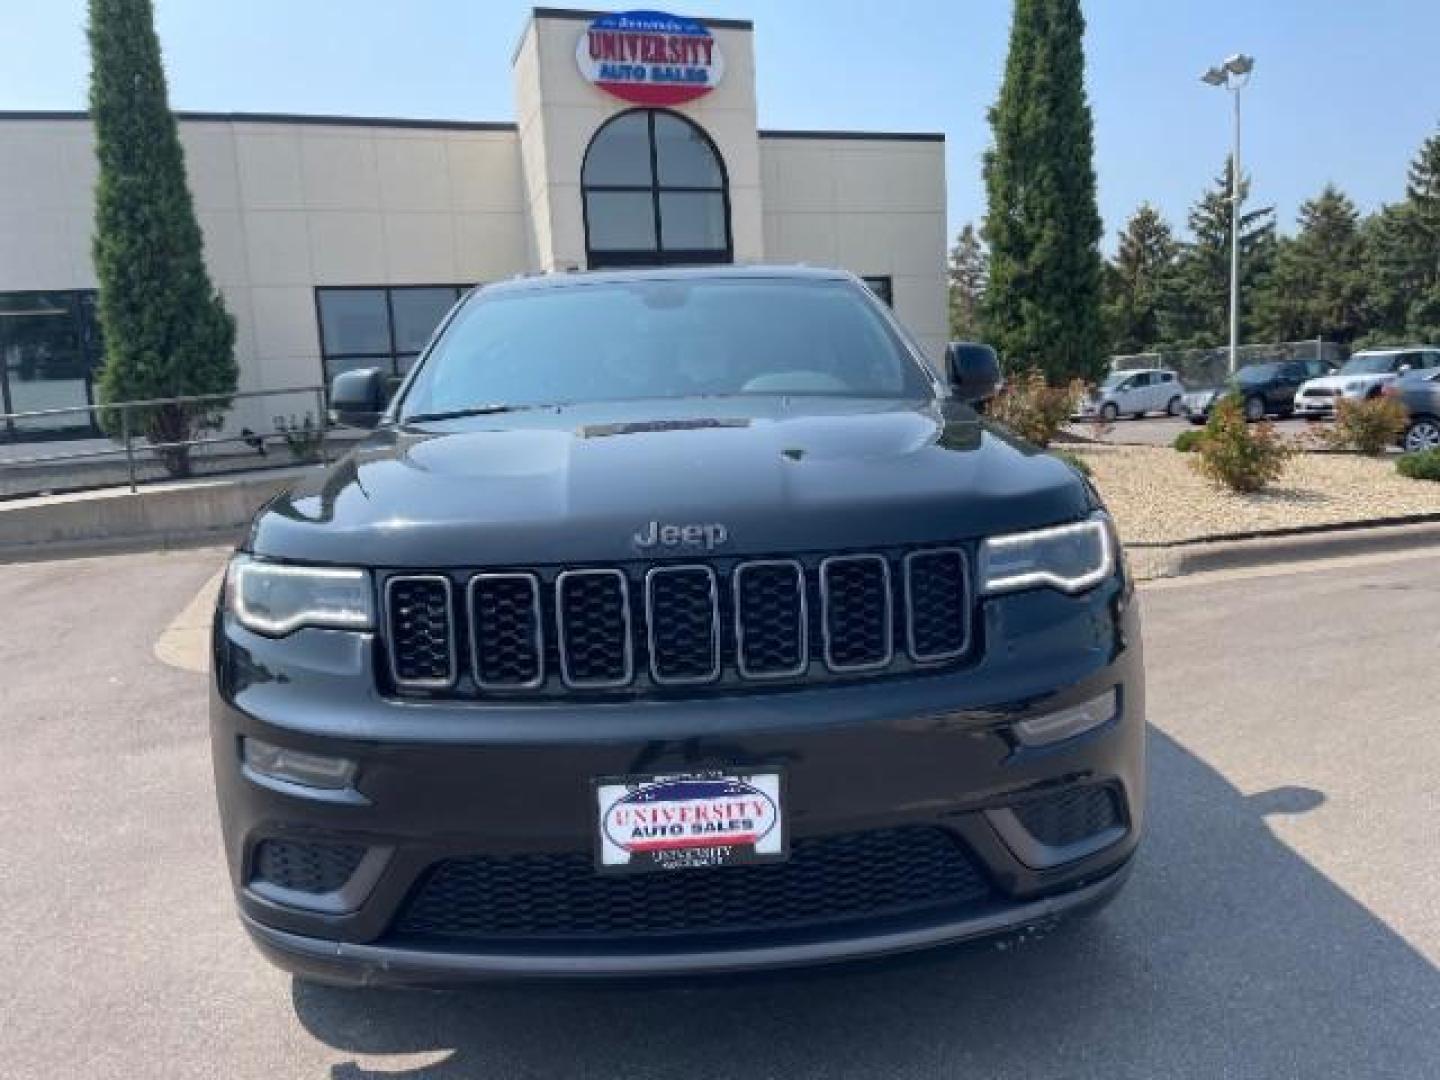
[{"x1": 5, "y1": 0, "x2": 1437, "y2": 251}]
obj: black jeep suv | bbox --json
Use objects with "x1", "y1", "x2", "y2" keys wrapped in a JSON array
[{"x1": 210, "y1": 266, "x2": 1144, "y2": 985}]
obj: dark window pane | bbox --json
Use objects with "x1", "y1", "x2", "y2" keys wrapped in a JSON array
[
  {"x1": 324, "y1": 354, "x2": 395, "y2": 384},
  {"x1": 581, "y1": 112, "x2": 653, "y2": 187},
  {"x1": 658, "y1": 191, "x2": 726, "y2": 251},
  {"x1": 318, "y1": 289, "x2": 389, "y2": 355},
  {"x1": 0, "y1": 291, "x2": 93, "y2": 432},
  {"x1": 862, "y1": 277, "x2": 893, "y2": 306},
  {"x1": 654, "y1": 113, "x2": 723, "y2": 188},
  {"x1": 391, "y1": 287, "x2": 460, "y2": 354},
  {"x1": 585, "y1": 191, "x2": 657, "y2": 251},
  {"x1": 397, "y1": 352, "x2": 421, "y2": 375}
]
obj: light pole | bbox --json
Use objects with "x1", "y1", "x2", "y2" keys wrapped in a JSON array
[{"x1": 1201, "y1": 53, "x2": 1254, "y2": 378}]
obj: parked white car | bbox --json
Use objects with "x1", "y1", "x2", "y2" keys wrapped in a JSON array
[
  {"x1": 1077, "y1": 368, "x2": 1186, "y2": 421},
  {"x1": 1294, "y1": 347, "x2": 1440, "y2": 417}
]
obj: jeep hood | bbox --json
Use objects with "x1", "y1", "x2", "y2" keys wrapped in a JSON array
[{"x1": 248, "y1": 397, "x2": 1095, "y2": 566}]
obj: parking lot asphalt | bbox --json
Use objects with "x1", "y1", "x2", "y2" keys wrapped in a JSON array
[
  {"x1": 1066, "y1": 414, "x2": 1326, "y2": 447},
  {"x1": 1, "y1": 546, "x2": 1437, "y2": 1079}
]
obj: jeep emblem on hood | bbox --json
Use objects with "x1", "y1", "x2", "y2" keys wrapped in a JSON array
[{"x1": 633, "y1": 520, "x2": 729, "y2": 551}]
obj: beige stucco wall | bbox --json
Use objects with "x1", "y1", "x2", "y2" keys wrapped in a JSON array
[
  {"x1": 759, "y1": 135, "x2": 949, "y2": 365},
  {"x1": 0, "y1": 115, "x2": 526, "y2": 429},
  {"x1": 514, "y1": 12, "x2": 763, "y2": 272}
]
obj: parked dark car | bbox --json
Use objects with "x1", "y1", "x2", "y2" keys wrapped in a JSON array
[
  {"x1": 1383, "y1": 368, "x2": 1440, "y2": 452},
  {"x1": 1183, "y1": 358, "x2": 1334, "y2": 424},
  {"x1": 210, "y1": 266, "x2": 1144, "y2": 986}
]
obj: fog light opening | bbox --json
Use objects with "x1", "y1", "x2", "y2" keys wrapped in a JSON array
[
  {"x1": 243, "y1": 737, "x2": 357, "y2": 790},
  {"x1": 1014, "y1": 689, "x2": 1117, "y2": 747}
]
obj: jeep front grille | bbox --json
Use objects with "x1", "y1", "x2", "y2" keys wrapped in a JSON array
[{"x1": 380, "y1": 547, "x2": 974, "y2": 698}]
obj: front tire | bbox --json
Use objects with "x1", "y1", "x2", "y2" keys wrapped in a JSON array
[
  {"x1": 1166, "y1": 396, "x2": 1183, "y2": 417},
  {"x1": 1100, "y1": 402, "x2": 1119, "y2": 423},
  {"x1": 1244, "y1": 396, "x2": 1265, "y2": 422},
  {"x1": 1404, "y1": 417, "x2": 1440, "y2": 453}
]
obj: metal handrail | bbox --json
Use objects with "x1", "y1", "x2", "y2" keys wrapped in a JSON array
[{"x1": 0, "y1": 385, "x2": 329, "y2": 495}]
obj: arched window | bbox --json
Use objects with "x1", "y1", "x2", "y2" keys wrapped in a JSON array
[{"x1": 581, "y1": 109, "x2": 731, "y2": 269}]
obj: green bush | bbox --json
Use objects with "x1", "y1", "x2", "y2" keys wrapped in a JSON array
[
  {"x1": 989, "y1": 369, "x2": 1082, "y2": 448},
  {"x1": 1192, "y1": 394, "x2": 1292, "y2": 493},
  {"x1": 1172, "y1": 429, "x2": 1201, "y2": 453},
  {"x1": 1322, "y1": 396, "x2": 1408, "y2": 455},
  {"x1": 1051, "y1": 449, "x2": 1091, "y2": 477},
  {"x1": 1397, "y1": 448, "x2": 1440, "y2": 481}
]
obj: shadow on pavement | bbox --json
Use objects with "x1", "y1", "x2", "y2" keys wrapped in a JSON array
[{"x1": 293, "y1": 729, "x2": 1439, "y2": 1078}]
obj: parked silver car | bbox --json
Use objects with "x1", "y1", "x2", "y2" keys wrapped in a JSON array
[
  {"x1": 1384, "y1": 368, "x2": 1440, "y2": 452},
  {"x1": 1078, "y1": 368, "x2": 1186, "y2": 421}
]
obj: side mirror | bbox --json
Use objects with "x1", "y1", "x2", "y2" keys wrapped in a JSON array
[
  {"x1": 329, "y1": 367, "x2": 388, "y2": 429},
  {"x1": 1398, "y1": 364, "x2": 1413, "y2": 375},
  {"x1": 945, "y1": 342, "x2": 1001, "y2": 405}
]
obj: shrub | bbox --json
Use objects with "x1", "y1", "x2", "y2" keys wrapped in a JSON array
[
  {"x1": 1322, "y1": 396, "x2": 1408, "y2": 455},
  {"x1": 1172, "y1": 429, "x2": 1201, "y2": 453},
  {"x1": 274, "y1": 413, "x2": 325, "y2": 463},
  {"x1": 1397, "y1": 448, "x2": 1440, "y2": 481},
  {"x1": 1192, "y1": 394, "x2": 1292, "y2": 493},
  {"x1": 1051, "y1": 449, "x2": 1091, "y2": 477},
  {"x1": 988, "y1": 370, "x2": 1082, "y2": 448}
]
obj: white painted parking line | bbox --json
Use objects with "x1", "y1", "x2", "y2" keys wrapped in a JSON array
[{"x1": 154, "y1": 563, "x2": 226, "y2": 673}]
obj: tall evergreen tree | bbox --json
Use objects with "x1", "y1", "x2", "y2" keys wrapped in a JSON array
[
  {"x1": 1103, "y1": 203, "x2": 1177, "y2": 354},
  {"x1": 1161, "y1": 157, "x2": 1276, "y2": 347},
  {"x1": 89, "y1": 0, "x2": 235, "y2": 476},
  {"x1": 981, "y1": 0, "x2": 1105, "y2": 381},
  {"x1": 1401, "y1": 127, "x2": 1440, "y2": 340},
  {"x1": 948, "y1": 223, "x2": 988, "y2": 339},
  {"x1": 1256, "y1": 185, "x2": 1369, "y2": 345}
]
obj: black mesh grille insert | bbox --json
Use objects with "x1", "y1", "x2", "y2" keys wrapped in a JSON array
[
  {"x1": 252, "y1": 839, "x2": 366, "y2": 895},
  {"x1": 1012, "y1": 786, "x2": 1123, "y2": 847},
  {"x1": 392, "y1": 827, "x2": 991, "y2": 941},
  {"x1": 906, "y1": 549, "x2": 970, "y2": 661},
  {"x1": 557, "y1": 571, "x2": 631, "y2": 686},
  {"x1": 735, "y1": 561, "x2": 806, "y2": 677},
  {"x1": 646, "y1": 567, "x2": 718, "y2": 683},
  {"x1": 822, "y1": 556, "x2": 891, "y2": 670},
  {"x1": 470, "y1": 575, "x2": 542, "y2": 688},
  {"x1": 386, "y1": 577, "x2": 454, "y2": 686}
]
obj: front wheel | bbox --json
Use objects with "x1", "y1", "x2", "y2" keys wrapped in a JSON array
[
  {"x1": 1244, "y1": 396, "x2": 1266, "y2": 422},
  {"x1": 1100, "y1": 402, "x2": 1119, "y2": 423},
  {"x1": 1166, "y1": 396, "x2": 1183, "y2": 417},
  {"x1": 1404, "y1": 417, "x2": 1440, "y2": 453}
]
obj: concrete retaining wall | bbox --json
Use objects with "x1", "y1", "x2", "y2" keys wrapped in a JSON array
[{"x1": 0, "y1": 469, "x2": 312, "y2": 562}]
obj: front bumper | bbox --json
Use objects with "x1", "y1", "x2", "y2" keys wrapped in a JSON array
[{"x1": 211, "y1": 577, "x2": 1145, "y2": 984}]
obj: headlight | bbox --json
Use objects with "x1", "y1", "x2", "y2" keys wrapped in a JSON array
[
  {"x1": 1345, "y1": 381, "x2": 1363, "y2": 393},
  {"x1": 979, "y1": 515, "x2": 1115, "y2": 596},
  {"x1": 226, "y1": 555, "x2": 374, "y2": 637}
]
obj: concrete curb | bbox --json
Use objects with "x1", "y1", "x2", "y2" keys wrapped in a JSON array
[
  {"x1": 1127, "y1": 519, "x2": 1440, "y2": 580},
  {"x1": 0, "y1": 468, "x2": 313, "y2": 564}
]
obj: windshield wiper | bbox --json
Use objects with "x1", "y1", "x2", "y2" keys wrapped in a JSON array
[{"x1": 402, "y1": 404, "x2": 520, "y2": 423}]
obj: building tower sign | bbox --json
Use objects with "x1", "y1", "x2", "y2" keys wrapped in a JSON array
[{"x1": 576, "y1": 10, "x2": 725, "y2": 106}]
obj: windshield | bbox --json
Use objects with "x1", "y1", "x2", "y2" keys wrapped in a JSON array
[
  {"x1": 1237, "y1": 362, "x2": 1283, "y2": 384},
  {"x1": 398, "y1": 277, "x2": 934, "y2": 419},
  {"x1": 1100, "y1": 372, "x2": 1130, "y2": 389},
  {"x1": 1341, "y1": 354, "x2": 1402, "y2": 375}
]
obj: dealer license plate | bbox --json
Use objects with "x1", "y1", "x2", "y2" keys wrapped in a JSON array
[{"x1": 594, "y1": 772, "x2": 786, "y2": 874}]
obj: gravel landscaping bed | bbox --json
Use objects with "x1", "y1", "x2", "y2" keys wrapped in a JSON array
[{"x1": 1073, "y1": 444, "x2": 1440, "y2": 544}]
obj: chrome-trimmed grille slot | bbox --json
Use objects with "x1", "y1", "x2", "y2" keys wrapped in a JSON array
[
  {"x1": 645, "y1": 565, "x2": 721, "y2": 685},
  {"x1": 385, "y1": 575, "x2": 457, "y2": 689},
  {"x1": 820, "y1": 555, "x2": 893, "y2": 672},
  {"x1": 556, "y1": 569, "x2": 634, "y2": 688},
  {"x1": 733, "y1": 559, "x2": 808, "y2": 679},
  {"x1": 469, "y1": 573, "x2": 544, "y2": 689},
  {"x1": 903, "y1": 548, "x2": 971, "y2": 663}
]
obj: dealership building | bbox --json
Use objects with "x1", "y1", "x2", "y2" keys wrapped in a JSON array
[{"x1": 0, "y1": 7, "x2": 948, "y2": 443}]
